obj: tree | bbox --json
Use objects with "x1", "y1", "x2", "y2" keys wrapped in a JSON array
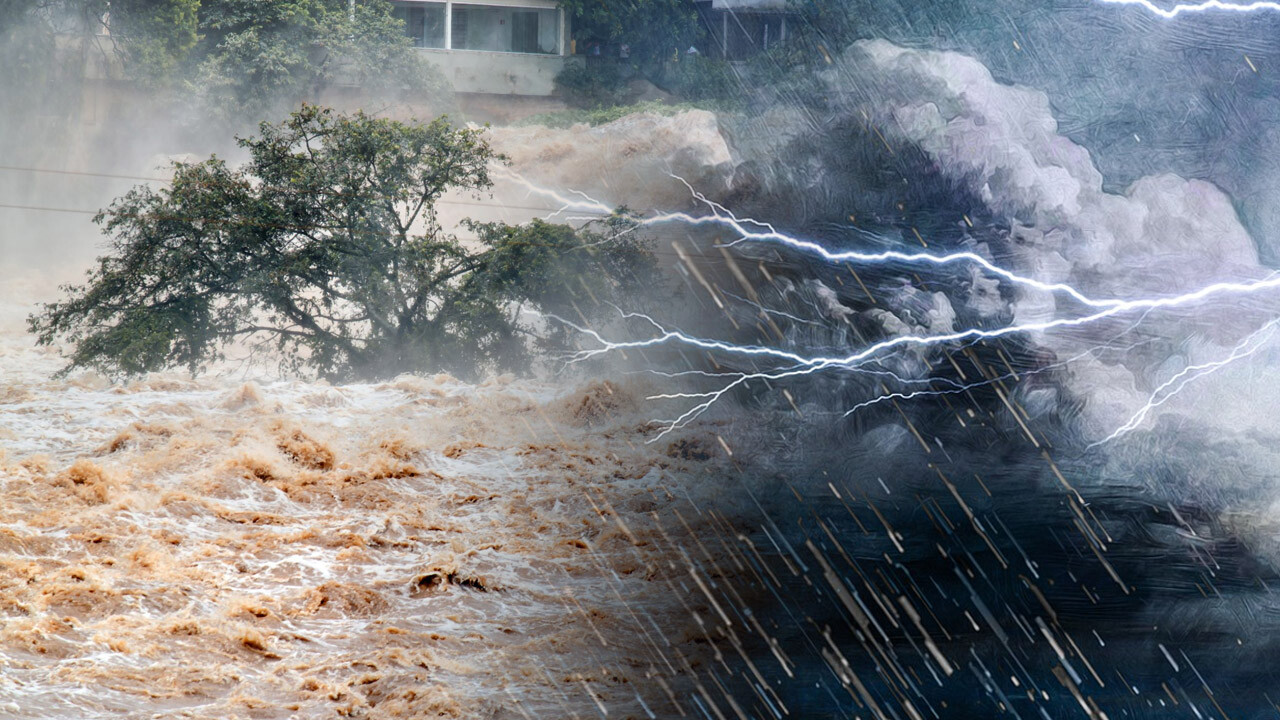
[
  {"x1": 560, "y1": 0, "x2": 702, "y2": 70},
  {"x1": 554, "y1": 0, "x2": 750, "y2": 108},
  {"x1": 28, "y1": 106, "x2": 655, "y2": 381},
  {"x1": 0, "y1": 0, "x2": 203, "y2": 86},
  {"x1": 0, "y1": 0, "x2": 449, "y2": 131},
  {"x1": 100, "y1": 0, "x2": 201, "y2": 83},
  {"x1": 191, "y1": 0, "x2": 450, "y2": 126}
]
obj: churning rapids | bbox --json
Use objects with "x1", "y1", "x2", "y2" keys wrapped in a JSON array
[
  {"x1": 0, "y1": 281, "x2": 738, "y2": 719},
  {"x1": 0, "y1": 105, "x2": 751, "y2": 720}
]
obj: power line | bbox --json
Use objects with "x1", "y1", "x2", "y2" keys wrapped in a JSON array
[
  {"x1": 0, "y1": 164, "x2": 165, "y2": 183},
  {"x1": 0, "y1": 200, "x2": 692, "y2": 260},
  {"x1": 0, "y1": 163, "x2": 607, "y2": 216},
  {"x1": 0, "y1": 166, "x2": 714, "y2": 262},
  {"x1": 0, "y1": 202, "x2": 96, "y2": 215},
  {"x1": 0, "y1": 200, "x2": 612, "y2": 245}
]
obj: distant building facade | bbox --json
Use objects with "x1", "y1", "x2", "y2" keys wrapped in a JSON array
[
  {"x1": 389, "y1": 0, "x2": 571, "y2": 96},
  {"x1": 695, "y1": 0, "x2": 791, "y2": 61}
]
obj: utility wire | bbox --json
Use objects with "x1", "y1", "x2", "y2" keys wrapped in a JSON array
[
  {"x1": 0, "y1": 200, "x2": 694, "y2": 260},
  {"x1": 0, "y1": 165, "x2": 716, "y2": 261},
  {"x1": 0, "y1": 163, "x2": 608, "y2": 216},
  {"x1": 0, "y1": 202, "x2": 96, "y2": 215}
]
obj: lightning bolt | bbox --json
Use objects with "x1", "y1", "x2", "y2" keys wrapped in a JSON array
[
  {"x1": 570, "y1": 277, "x2": 1280, "y2": 369},
  {"x1": 1091, "y1": 319, "x2": 1280, "y2": 445},
  {"x1": 497, "y1": 169, "x2": 1139, "y2": 309},
  {"x1": 502, "y1": 171, "x2": 1280, "y2": 440},
  {"x1": 559, "y1": 269, "x2": 1280, "y2": 439},
  {"x1": 841, "y1": 340, "x2": 1150, "y2": 418},
  {"x1": 1096, "y1": 0, "x2": 1280, "y2": 17},
  {"x1": 721, "y1": 289, "x2": 826, "y2": 327},
  {"x1": 491, "y1": 167, "x2": 613, "y2": 219}
]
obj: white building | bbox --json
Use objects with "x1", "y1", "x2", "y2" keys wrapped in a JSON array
[{"x1": 390, "y1": 0, "x2": 571, "y2": 96}]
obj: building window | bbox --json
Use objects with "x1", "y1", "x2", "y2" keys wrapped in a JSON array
[
  {"x1": 452, "y1": 4, "x2": 558, "y2": 54},
  {"x1": 451, "y1": 7, "x2": 467, "y2": 49},
  {"x1": 390, "y1": 1, "x2": 561, "y2": 55},
  {"x1": 391, "y1": 2, "x2": 446, "y2": 48}
]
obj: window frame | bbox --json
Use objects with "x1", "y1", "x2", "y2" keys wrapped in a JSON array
[{"x1": 391, "y1": 0, "x2": 564, "y2": 56}]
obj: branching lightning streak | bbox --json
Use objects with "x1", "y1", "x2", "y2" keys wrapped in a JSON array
[
  {"x1": 568, "y1": 276, "x2": 1280, "y2": 368},
  {"x1": 639, "y1": 319, "x2": 1144, "y2": 433},
  {"x1": 490, "y1": 167, "x2": 613, "y2": 221},
  {"x1": 840, "y1": 340, "x2": 1149, "y2": 418},
  {"x1": 669, "y1": 174, "x2": 781, "y2": 234},
  {"x1": 640, "y1": 357, "x2": 981, "y2": 391},
  {"x1": 498, "y1": 170, "x2": 1140, "y2": 309},
  {"x1": 705, "y1": 220, "x2": 1119, "y2": 308},
  {"x1": 504, "y1": 171, "x2": 1280, "y2": 440},
  {"x1": 645, "y1": 364, "x2": 856, "y2": 437},
  {"x1": 492, "y1": 168, "x2": 614, "y2": 217},
  {"x1": 721, "y1": 289, "x2": 826, "y2": 327},
  {"x1": 835, "y1": 306, "x2": 1171, "y2": 421},
  {"x1": 558, "y1": 272, "x2": 1280, "y2": 439},
  {"x1": 1092, "y1": 319, "x2": 1280, "y2": 445},
  {"x1": 1096, "y1": 0, "x2": 1280, "y2": 17}
]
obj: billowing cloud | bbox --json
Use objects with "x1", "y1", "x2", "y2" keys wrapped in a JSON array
[{"x1": 832, "y1": 39, "x2": 1260, "y2": 296}]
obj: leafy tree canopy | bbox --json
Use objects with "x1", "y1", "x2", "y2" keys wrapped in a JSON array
[
  {"x1": 1, "y1": 0, "x2": 448, "y2": 128},
  {"x1": 560, "y1": 0, "x2": 702, "y2": 69},
  {"x1": 28, "y1": 106, "x2": 655, "y2": 381},
  {"x1": 190, "y1": 0, "x2": 448, "y2": 124}
]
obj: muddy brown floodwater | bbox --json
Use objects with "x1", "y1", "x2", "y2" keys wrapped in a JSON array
[{"x1": 0, "y1": 298, "x2": 740, "y2": 719}]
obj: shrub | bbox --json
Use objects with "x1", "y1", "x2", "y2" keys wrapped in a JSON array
[{"x1": 554, "y1": 61, "x2": 627, "y2": 108}]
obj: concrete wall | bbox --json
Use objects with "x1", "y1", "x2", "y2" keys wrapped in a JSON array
[
  {"x1": 419, "y1": 48, "x2": 574, "y2": 96},
  {"x1": 454, "y1": 92, "x2": 567, "y2": 124}
]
